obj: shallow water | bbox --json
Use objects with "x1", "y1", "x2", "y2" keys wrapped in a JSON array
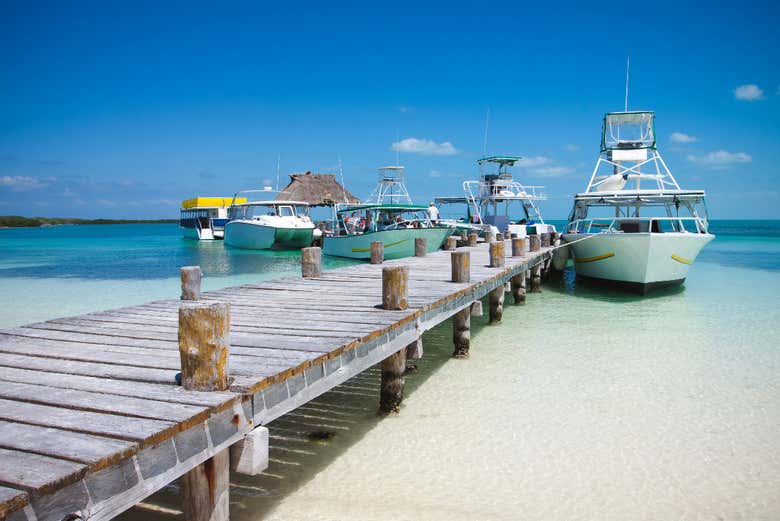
[{"x1": 1, "y1": 222, "x2": 779, "y2": 520}]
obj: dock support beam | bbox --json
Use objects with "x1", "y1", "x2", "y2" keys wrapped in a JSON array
[
  {"x1": 511, "y1": 273, "x2": 526, "y2": 305},
  {"x1": 370, "y1": 241, "x2": 384, "y2": 264},
  {"x1": 230, "y1": 427, "x2": 269, "y2": 476},
  {"x1": 489, "y1": 285, "x2": 504, "y2": 323},
  {"x1": 380, "y1": 348, "x2": 406, "y2": 413},
  {"x1": 414, "y1": 237, "x2": 427, "y2": 257},
  {"x1": 181, "y1": 266, "x2": 202, "y2": 301},
  {"x1": 301, "y1": 247, "x2": 322, "y2": 278},
  {"x1": 178, "y1": 302, "x2": 231, "y2": 521},
  {"x1": 452, "y1": 307, "x2": 470, "y2": 358},
  {"x1": 531, "y1": 264, "x2": 542, "y2": 293}
]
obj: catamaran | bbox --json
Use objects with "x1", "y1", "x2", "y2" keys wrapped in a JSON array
[
  {"x1": 322, "y1": 166, "x2": 453, "y2": 260},
  {"x1": 180, "y1": 197, "x2": 245, "y2": 240},
  {"x1": 562, "y1": 111, "x2": 714, "y2": 293},
  {"x1": 435, "y1": 156, "x2": 554, "y2": 238},
  {"x1": 223, "y1": 189, "x2": 320, "y2": 250}
]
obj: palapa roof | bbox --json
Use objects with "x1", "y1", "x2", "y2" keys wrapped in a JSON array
[{"x1": 275, "y1": 172, "x2": 360, "y2": 207}]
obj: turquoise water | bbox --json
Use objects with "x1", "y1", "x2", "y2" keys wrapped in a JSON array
[{"x1": 2, "y1": 221, "x2": 780, "y2": 520}]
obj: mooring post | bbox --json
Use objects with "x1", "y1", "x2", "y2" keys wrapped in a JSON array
[
  {"x1": 178, "y1": 301, "x2": 231, "y2": 521},
  {"x1": 445, "y1": 236, "x2": 458, "y2": 251},
  {"x1": 451, "y1": 251, "x2": 470, "y2": 283},
  {"x1": 301, "y1": 247, "x2": 322, "y2": 278},
  {"x1": 485, "y1": 231, "x2": 495, "y2": 244},
  {"x1": 489, "y1": 241, "x2": 505, "y2": 268},
  {"x1": 531, "y1": 264, "x2": 542, "y2": 293},
  {"x1": 452, "y1": 307, "x2": 470, "y2": 358},
  {"x1": 503, "y1": 229, "x2": 511, "y2": 240},
  {"x1": 181, "y1": 266, "x2": 202, "y2": 301},
  {"x1": 379, "y1": 266, "x2": 408, "y2": 413},
  {"x1": 414, "y1": 237, "x2": 427, "y2": 257},
  {"x1": 541, "y1": 232, "x2": 551, "y2": 248},
  {"x1": 370, "y1": 241, "x2": 384, "y2": 264},
  {"x1": 512, "y1": 238, "x2": 526, "y2": 257},
  {"x1": 511, "y1": 273, "x2": 526, "y2": 305},
  {"x1": 467, "y1": 233, "x2": 478, "y2": 247},
  {"x1": 529, "y1": 235, "x2": 541, "y2": 253},
  {"x1": 489, "y1": 285, "x2": 504, "y2": 323}
]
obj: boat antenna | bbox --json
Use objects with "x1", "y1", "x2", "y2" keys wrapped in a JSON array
[
  {"x1": 338, "y1": 156, "x2": 348, "y2": 203},
  {"x1": 395, "y1": 128, "x2": 400, "y2": 166},
  {"x1": 482, "y1": 107, "x2": 490, "y2": 156},
  {"x1": 624, "y1": 56, "x2": 630, "y2": 112},
  {"x1": 275, "y1": 154, "x2": 281, "y2": 191}
]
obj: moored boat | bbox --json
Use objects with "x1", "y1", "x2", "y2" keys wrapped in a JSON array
[
  {"x1": 322, "y1": 203, "x2": 453, "y2": 260},
  {"x1": 223, "y1": 190, "x2": 319, "y2": 250},
  {"x1": 180, "y1": 197, "x2": 244, "y2": 240},
  {"x1": 562, "y1": 111, "x2": 714, "y2": 293},
  {"x1": 435, "y1": 156, "x2": 555, "y2": 239}
]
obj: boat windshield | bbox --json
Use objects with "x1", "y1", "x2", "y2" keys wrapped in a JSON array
[
  {"x1": 336, "y1": 207, "x2": 432, "y2": 235},
  {"x1": 229, "y1": 203, "x2": 310, "y2": 219},
  {"x1": 602, "y1": 112, "x2": 655, "y2": 151}
]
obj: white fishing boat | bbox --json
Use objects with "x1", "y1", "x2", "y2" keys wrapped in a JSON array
[
  {"x1": 180, "y1": 197, "x2": 245, "y2": 240},
  {"x1": 223, "y1": 190, "x2": 320, "y2": 250},
  {"x1": 562, "y1": 111, "x2": 714, "y2": 293},
  {"x1": 435, "y1": 156, "x2": 554, "y2": 238}
]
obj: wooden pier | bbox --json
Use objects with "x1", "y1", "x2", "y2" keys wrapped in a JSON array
[{"x1": 0, "y1": 237, "x2": 554, "y2": 521}]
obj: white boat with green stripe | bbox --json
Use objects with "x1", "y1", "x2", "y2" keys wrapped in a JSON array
[{"x1": 322, "y1": 204, "x2": 455, "y2": 260}]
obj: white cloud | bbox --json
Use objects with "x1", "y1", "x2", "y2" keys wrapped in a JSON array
[
  {"x1": 516, "y1": 156, "x2": 550, "y2": 167},
  {"x1": 398, "y1": 106, "x2": 412, "y2": 113},
  {"x1": 687, "y1": 150, "x2": 752, "y2": 168},
  {"x1": 531, "y1": 165, "x2": 574, "y2": 178},
  {"x1": 391, "y1": 138, "x2": 458, "y2": 156},
  {"x1": 564, "y1": 144, "x2": 580, "y2": 152},
  {"x1": 0, "y1": 175, "x2": 55, "y2": 191},
  {"x1": 429, "y1": 170, "x2": 442, "y2": 178},
  {"x1": 670, "y1": 132, "x2": 699, "y2": 143},
  {"x1": 734, "y1": 84, "x2": 764, "y2": 101}
]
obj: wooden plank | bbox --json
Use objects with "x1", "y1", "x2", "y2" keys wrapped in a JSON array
[
  {"x1": 0, "y1": 381, "x2": 210, "y2": 424},
  {"x1": 0, "y1": 420, "x2": 136, "y2": 468},
  {"x1": 0, "y1": 398, "x2": 177, "y2": 444},
  {"x1": 0, "y1": 447, "x2": 86, "y2": 494},
  {"x1": 0, "y1": 366, "x2": 234, "y2": 408},
  {"x1": 0, "y1": 485, "x2": 28, "y2": 518}
]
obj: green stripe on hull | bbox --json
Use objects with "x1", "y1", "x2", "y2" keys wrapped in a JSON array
[{"x1": 323, "y1": 228, "x2": 453, "y2": 260}]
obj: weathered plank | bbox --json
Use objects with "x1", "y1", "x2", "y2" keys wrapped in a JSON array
[
  {"x1": 0, "y1": 486, "x2": 28, "y2": 518},
  {"x1": 0, "y1": 447, "x2": 86, "y2": 494}
]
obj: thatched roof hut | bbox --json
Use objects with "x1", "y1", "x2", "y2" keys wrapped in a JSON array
[{"x1": 276, "y1": 172, "x2": 360, "y2": 207}]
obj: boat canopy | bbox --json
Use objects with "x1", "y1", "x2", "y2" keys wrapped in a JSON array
[
  {"x1": 231, "y1": 199, "x2": 309, "y2": 207},
  {"x1": 477, "y1": 156, "x2": 523, "y2": 167},
  {"x1": 573, "y1": 190, "x2": 706, "y2": 206},
  {"x1": 337, "y1": 203, "x2": 427, "y2": 213},
  {"x1": 182, "y1": 197, "x2": 245, "y2": 209},
  {"x1": 602, "y1": 111, "x2": 655, "y2": 151}
]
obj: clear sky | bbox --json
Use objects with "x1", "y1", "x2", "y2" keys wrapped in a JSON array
[{"x1": 1, "y1": 1, "x2": 778, "y2": 219}]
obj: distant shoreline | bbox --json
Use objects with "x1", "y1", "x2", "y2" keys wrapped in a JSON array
[{"x1": 0, "y1": 216, "x2": 178, "y2": 228}]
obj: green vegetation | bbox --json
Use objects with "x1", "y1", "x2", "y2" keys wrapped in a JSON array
[{"x1": 0, "y1": 216, "x2": 177, "y2": 228}]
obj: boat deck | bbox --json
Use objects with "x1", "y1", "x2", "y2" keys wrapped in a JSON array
[{"x1": 0, "y1": 241, "x2": 553, "y2": 521}]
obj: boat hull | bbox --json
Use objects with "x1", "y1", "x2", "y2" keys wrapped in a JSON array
[
  {"x1": 323, "y1": 228, "x2": 454, "y2": 260},
  {"x1": 224, "y1": 221, "x2": 314, "y2": 250},
  {"x1": 562, "y1": 232, "x2": 714, "y2": 293}
]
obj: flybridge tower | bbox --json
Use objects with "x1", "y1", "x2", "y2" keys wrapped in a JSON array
[{"x1": 369, "y1": 165, "x2": 413, "y2": 204}]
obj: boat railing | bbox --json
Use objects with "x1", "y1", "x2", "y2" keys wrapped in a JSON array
[{"x1": 567, "y1": 216, "x2": 706, "y2": 234}]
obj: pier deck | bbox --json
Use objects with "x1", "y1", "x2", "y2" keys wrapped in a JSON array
[{"x1": 0, "y1": 241, "x2": 553, "y2": 521}]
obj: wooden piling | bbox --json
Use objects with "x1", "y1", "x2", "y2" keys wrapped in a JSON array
[
  {"x1": 380, "y1": 348, "x2": 406, "y2": 413},
  {"x1": 452, "y1": 307, "x2": 470, "y2": 358},
  {"x1": 531, "y1": 264, "x2": 542, "y2": 293},
  {"x1": 370, "y1": 241, "x2": 384, "y2": 264},
  {"x1": 451, "y1": 251, "x2": 470, "y2": 283},
  {"x1": 529, "y1": 235, "x2": 541, "y2": 252},
  {"x1": 485, "y1": 231, "x2": 495, "y2": 244},
  {"x1": 503, "y1": 229, "x2": 511, "y2": 240},
  {"x1": 382, "y1": 266, "x2": 408, "y2": 310},
  {"x1": 414, "y1": 237, "x2": 427, "y2": 257},
  {"x1": 180, "y1": 266, "x2": 202, "y2": 301},
  {"x1": 541, "y1": 232, "x2": 551, "y2": 248},
  {"x1": 467, "y1": 233, "x2": 478, "y2": 247},
  {"x1": 178, "y1": 301, "x2": 231, "y2": 521},
  {"x1": 301, "y1": 247, "x2": 322, "y2": 278},
  {"x1": 511, "y1": 238, "x2": 526, "y2": 257},
  {"x1": 445, "y1": 236, "x2": 458, "y2": 251},
  {"x1": 489, "y1": 285, "x2": 505, "y2": 324},
  {"x1": 489, "y1": 241, "x2": 505, "y2": 268},
  {"x1": 511, "y1": 273, "x2": 526, "y2": 305}
]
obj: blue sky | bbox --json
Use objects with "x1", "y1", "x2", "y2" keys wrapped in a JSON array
[{"x1": 1, "y1": 1, "x2": 778, "y2": 219}]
